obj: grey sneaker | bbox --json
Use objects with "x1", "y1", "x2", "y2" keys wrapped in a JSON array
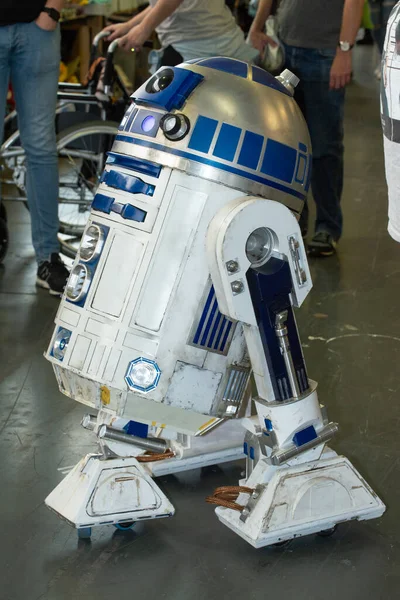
[{"x1": 308, "y1": 231, "x2": 337, "y2": 257}]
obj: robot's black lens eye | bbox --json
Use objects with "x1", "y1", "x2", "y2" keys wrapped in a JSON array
[
  {"x1": 146, "y1": 69, "x2": 174, "y2": 94},
  {"x1": 160, "y1": 113, "x2": 190, "y2": 141}
]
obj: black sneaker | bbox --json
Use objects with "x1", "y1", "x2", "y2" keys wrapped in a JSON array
[
  {"x1": 37, "y1": 253, "x2": 69, "y2": 296},
  {"x1": 308, "y1": 231, "x2": 337, "y2": 257}
]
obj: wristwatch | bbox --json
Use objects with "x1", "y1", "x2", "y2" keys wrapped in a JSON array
[
  {"x1": 41, "y1": 7, "x2": 61, "y2": 22},
  {"x1": 338, "y1": 41, "x2": 354, "y2": 52}
]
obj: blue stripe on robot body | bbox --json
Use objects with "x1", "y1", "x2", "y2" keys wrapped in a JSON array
[
  {"x1": 100, "y1": 170, "x2": 155, "y2": 196},
  {"x1": 185, "y1": 58, "x2": 291, "y2": 97},
  {"x1": 191, "y1": 284, "x2": 236, "y2": 355},
  {"x1": 106, "y1": 153, "x2": 162, "y2": 179},
  {"x1": 115, "y1": 134, "x2": 306, "y2": 201}
]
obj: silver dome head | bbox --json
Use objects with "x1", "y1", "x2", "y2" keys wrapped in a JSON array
[{"x1": 113, "y1": 57, "x2": 311, "y2": 213}]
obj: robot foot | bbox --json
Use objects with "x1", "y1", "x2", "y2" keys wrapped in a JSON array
[
  {"x1": 45, "y1": 453, "x2": 175, "y2": 532},
  {"x1": 212, "y1": 449, "x2": 385, "y2": 548}
]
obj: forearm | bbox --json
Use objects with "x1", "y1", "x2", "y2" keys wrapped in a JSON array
[
  {"x1": 339, "y1": 0, "x2": 365, "y2": 44},
  {"x1": 127, "y1": 5, "x2": 152, "y2": 28},
  {"x1": 141, "y1": 0, "x2": 185, "y2": 32},
  {"x1": 250, "y1": 0, "x2": 274, "y2": 32}
]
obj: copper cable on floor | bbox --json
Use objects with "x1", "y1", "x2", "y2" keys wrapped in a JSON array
[
  {"x1": 137, "y1": 450, "x2": 175, "y2": 463},
  {"x1": 206, "y1": 485, "x2": 254, "y2": 512}
]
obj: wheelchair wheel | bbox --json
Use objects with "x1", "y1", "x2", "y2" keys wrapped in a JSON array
[
  {"x1": 56, "y1": 120, "x2": 118, "y2": 236},
  {"x1": 17, "y1": 120, "x2": 118, "y2": 240}
]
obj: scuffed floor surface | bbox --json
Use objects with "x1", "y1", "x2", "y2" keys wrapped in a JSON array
[{"x1": 0, "y1": 48, "x2": 399, "y2": 599}]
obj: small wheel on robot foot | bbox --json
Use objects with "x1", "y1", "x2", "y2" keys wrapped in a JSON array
[
  {"x1": 77, "y1": 527, "x2": 92, "y2": 540},
  {"x1": 317, "y1": 525, "x2": 338, "y2": 538},
  {"x1": 114, "y1": 521, "x2": 135, "y2": 531}
]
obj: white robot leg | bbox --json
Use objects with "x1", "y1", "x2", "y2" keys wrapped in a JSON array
[{"x1": 206, "y1": 197, "x2": 386, "y2": 548}]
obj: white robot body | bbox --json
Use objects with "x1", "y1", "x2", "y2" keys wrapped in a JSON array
[
  {"x1": 45, "y1": 58, "x2": 385, "y2": 544},
  {"x1": 51, "y1": 169, "x2": 252, "y2": 435}
]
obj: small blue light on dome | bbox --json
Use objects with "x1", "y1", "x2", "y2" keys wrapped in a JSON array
[{"x1": 141, "y1": 115, "x2": 156, "y2": 132}]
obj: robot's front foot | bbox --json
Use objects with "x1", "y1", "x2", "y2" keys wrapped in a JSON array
[
  {"x1": 209, "y1": 451, "x2": 385, "y2": 548},
  {"x1": 46, "y1": 453, "x2": 175, "y2": 538}
]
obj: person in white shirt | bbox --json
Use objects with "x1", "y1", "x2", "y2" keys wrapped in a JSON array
[{"x1": 103, "y1": 0, "x2": 265, "y2": 65}]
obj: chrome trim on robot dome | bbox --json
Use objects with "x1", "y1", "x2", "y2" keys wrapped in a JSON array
[{"x1": 112, "y1": 139, "x2": 304, "y2": 214}]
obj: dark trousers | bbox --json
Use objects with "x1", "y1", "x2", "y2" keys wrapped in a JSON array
[
  {"x1": 368, "y1": 0, "x2": 397, "y2": 54},
  {"x1": 284, "y1": 45, "x2": 345, "y2": 240}
]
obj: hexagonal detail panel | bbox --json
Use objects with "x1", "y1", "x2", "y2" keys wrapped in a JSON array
[{"x1": 125, "y1": 357, "x2": 161, "y2": 393}]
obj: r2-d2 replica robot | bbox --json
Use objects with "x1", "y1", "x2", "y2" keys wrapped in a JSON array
[{"x1": 45, "y1": 57, "x2": 385, "y2": 546}]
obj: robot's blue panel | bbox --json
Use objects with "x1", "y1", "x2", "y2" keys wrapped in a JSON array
[
  {"x1": 129, "y1": 109, "x2": 162, "y2": 138},
  {"x1": 213, "y1": 123, "x2": 241, "y2": 161},
  {"x1": 294, "y1": 154, "x2": 307, "y2": 184},
  {"x1": 188, "y1": 116, "x2": 218, "y2": 153},
  {"x1": 246, "y1": 258, "x2": 309, "y2": 401},
  {"x1": 92, "y1": 193, "x2": 147, "y2": 223},
  {"x1": 243, "y1": 442, "x2": 248, "y2": 455},
  {"x1": 293, "y1": 425, "x2": 317, "y2": 447},
  {"x1": 106, "y1": 152, "x2": 162, "y2": 179},
  {"x1": 260, "y1": 139, "x2": 297, "y2": 183},
  {"x1": 92, "y1": 193, "x2": 114, "y2": 213},
  {"x1": 219, "y1": 321, "x2": 233, "y2": 351},
  {"x1": 237, "y1": 131, "x2": 264, "y2": 170},
  {"x1": 116, "y1": 135, "x2": 306, "y2": 201},
  {"x1": 133, "y1": 67, "x2": 203, "y2": 111},
  {"x1": 195, "y1": 57, "x2": 249, "y2": 79},
  {"x1": 112, "y1": 203, "x2": 147, "y2": 223},
  {"x1": 101, "y1": 170, "x2": 155, "y2": 196},
  {"x1": 251, "y1": 65, "x2": 291, "y2": 96},
  {"x1": 191, "y1": 284, "x2": 236, "y2": 354},
  {"x1": 249, "y1": 447, "x2": 255, "y2": 460},
  {"x1": 265, "y1": 418, "x2": 273, "y2": 431},
  {"x1": 119, "y1": 107, "x2": 138, "y2": 131},
  {"x1": 299, "y1": 142, "x2": 307, "y2": 152},
  {"x1": 123, "y1": 420, "x2": 149, "y2": 439}
]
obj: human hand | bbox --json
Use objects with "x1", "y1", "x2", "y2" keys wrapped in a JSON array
[
  {"x1": 35, "y1": 12, "x2": 57, "y2": 31},
  {"x1": 248, "y1": 29, "x2": 277, "y2": 54},
  {"x1": 102, "y1": 21, "x2": 132, "y2": 42},
  {"x1": 118, "y1": 24, "x2": 151, "y2": 53},
  {"x1": 330, "y1": 50, "x2": 352, "y2": 90}
]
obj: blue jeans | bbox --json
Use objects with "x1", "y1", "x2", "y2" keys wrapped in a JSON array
[
  {"x1": 0, "y1": 22, "x2": 60, "y2": 263},
  {"x1": 284, "y1": 45, "x2": 345, "y2": 240}
]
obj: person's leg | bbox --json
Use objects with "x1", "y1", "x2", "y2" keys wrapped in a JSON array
[
  {"x1": 284, "y1": 47, "x2": 309, "y2": 236},
  {"x1": 369, "y1": 0, "x2": 385, "y2": 53},
  {"x1": 285, "y1": 46, "x2": 344, "y2": 252},
  {"x1": 0, "y1": 27, "x2": 11, "y2": 143},
  {"x1": 303, "y1": 81, "x2": 344, "y2": 241},
  {"x1": 10, "y1": 22, "x2": 60, "y2": 264}
]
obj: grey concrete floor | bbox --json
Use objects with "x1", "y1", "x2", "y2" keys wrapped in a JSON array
[{"x1": 1, "y1": 47, "x2": 399, "y2": 600}]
